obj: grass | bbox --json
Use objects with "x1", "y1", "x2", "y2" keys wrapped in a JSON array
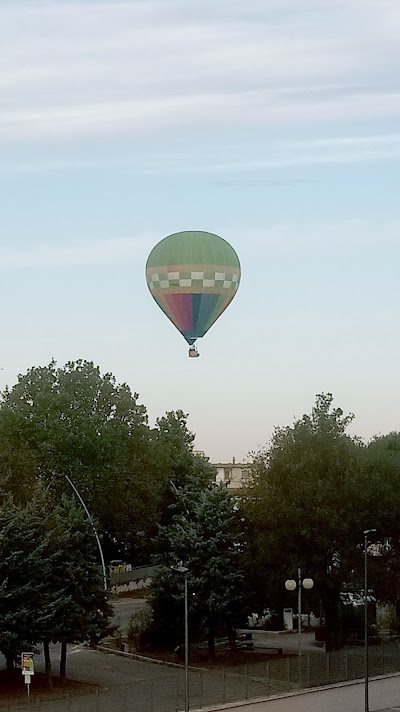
[{"x1": 0, "y1": 669, "x2": 99, "y2": 705}]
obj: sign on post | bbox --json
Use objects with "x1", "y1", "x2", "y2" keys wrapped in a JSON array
[{"x1": 21, "y1": 653, "x2": 34, "y2": 697}]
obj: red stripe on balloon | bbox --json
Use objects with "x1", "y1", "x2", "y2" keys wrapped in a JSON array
[{"x1": 163, "y1": 293, "x2": 193, "y2": 331}]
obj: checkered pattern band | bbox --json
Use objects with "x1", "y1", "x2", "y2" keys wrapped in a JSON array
[{"x1": 147, "y1": 270, "x2": 240, "y2": 291}]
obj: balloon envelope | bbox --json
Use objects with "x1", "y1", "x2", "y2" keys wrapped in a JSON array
[{"x1": 146, "y1": 230, "x2": 241, "y2": 345}]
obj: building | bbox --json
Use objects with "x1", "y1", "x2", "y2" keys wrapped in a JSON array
[{"x1": 214, "y1": 457, "x2": 252, "y2": 490}]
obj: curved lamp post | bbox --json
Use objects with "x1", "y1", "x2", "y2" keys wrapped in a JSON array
[{"x1": 63, "y1": 474, "x2": 108, "y2": 592}]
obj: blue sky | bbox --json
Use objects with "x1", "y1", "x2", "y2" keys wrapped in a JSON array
[{"x1": 0, "y1": 0, "x2": 399, "y2": 462}]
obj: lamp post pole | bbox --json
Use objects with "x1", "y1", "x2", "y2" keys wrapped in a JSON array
[
  {"x1": 297, "y1": 567, "x2": 302, "y2": 658},
  {"x1": 285, "y1": 569, "x2": 314, "y2": 687},
  {"x1": 64, "y1": 474, "x2": 108, "y2": 592},
  {"x1": 364, "y1": 528, "x2": 377, "y2": 712},
  {"x1": 171, "y1": 562, "x2": 189, "y2": 712},
  {"x1": 184, "y1": 570, "x2": 189, "y2": 712}
]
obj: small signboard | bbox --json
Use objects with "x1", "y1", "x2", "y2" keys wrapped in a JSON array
[{"x1": 21, "y1": 652, "x2": 34, "y2": 675}]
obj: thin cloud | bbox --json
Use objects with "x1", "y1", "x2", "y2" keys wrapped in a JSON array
[
  {"x1": 138, "y1": 132, "x2": 400, "y2": 176},
  {"x1": 0, "y1": 236, "x2": 155, "y2": 270},
  {"x1": 2, "y1": 131, "x2": 400, "y2": 175},
  {"x1": 1, "y1": 220, "x2": 398, "y2": 271},
  {"x1": 229, "y1": 219, "x2": 400, "y2": 258},
  {"x1": 0, "y1": 0, "x2": 398, "y2": 144},
  {"x1": 1, "y1": 90, "x2": 400, "y2": 144}
]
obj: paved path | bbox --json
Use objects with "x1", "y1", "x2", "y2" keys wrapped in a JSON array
[
  {"x1": 2, "y1": 644, "x2": 400, "y2": 712},
  {"x1": 111, "y1": 596, "x2": 150, "y2": 638},
  {"x1": 204, "y1": 674, "x2": 400, "y2": 712}
]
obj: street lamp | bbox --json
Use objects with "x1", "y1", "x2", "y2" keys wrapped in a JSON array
[
  {"x1": 285, "y1": 569, "x2": 314, "y2": 659},
  {"x1": 63, "y1": 474, "x2": 108, "y2": 592},
  {"x1": 171, "y1": 562, "x2": 189, "y2": 712},
  {"x1": 364, "y1": 529, "x2": 377, "y2": 712}
]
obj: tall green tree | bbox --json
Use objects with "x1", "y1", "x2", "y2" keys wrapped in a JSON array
[
  {"x1": 244, "y1": 393, "x2": 366, "y2": 650},
  {"x1": 0, "y1": 488, "x2": 53, "y2": 669},
  {"x1": 0, "y1": 361, "x2": 215, "y2": 563},
  {"x1": 0, "y1": 360, "x2": 157, "y2": 561},
  {"x1": 151, "y1": 475, "x2": 247, "y2": 660},
  {"x1": 0, "y1": 480, "x2": 112, "y2": 682},
  {"x1": 359, "y1": 433, "x2": 400, "y2": 608}
]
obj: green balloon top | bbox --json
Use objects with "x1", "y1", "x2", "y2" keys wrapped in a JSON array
[{"x1": 146, "y1": 230, "x2": 240, "y2": 269}]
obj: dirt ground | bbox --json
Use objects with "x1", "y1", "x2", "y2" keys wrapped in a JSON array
[{"x1": 0, "y1": 668, "x2": 98, "y2": 703}]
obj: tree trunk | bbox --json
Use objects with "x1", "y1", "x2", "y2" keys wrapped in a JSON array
[
  {"x1": 227, "y1": 627, "x2": 237, "y2": 653},
  {"x1": 60, "y1": 641, "x2": 67, "y2": 683},
  {"x1": 43, "y1": 641, "x2": 53, "y2": 687},
  {"x1": 207, "y1": 623, "x2": 216, "y2": 662},
  {"x1": 6, "y1": 654, "x2": 14, "y2": 670},
  {"x1": 320, "y1": 587, "x2": 343, "y2": 651}
]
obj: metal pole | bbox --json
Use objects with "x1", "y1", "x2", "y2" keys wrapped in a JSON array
[
  {"x1": 298, "y1": 568, "x2": 303, "y2": 688},
  {"x1": 298, "y1": 567, "x2": 302, "y2": 658},
  {"x1": 364, "y1": 528, "x2": 376, "y2": 712},
  {"x1": 184, "y1": 571, "x2": 189, "y2": 712},
  {"x1": 64, "y1": 474, "x2": 108, "y2": 591},
  {"x1": 364, "y1": 531, "x2": 369, "y2": 712}
]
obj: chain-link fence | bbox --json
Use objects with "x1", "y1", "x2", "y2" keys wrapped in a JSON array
[{"x1": 2, "y1": 642, "x2": 400, "y2": 712}]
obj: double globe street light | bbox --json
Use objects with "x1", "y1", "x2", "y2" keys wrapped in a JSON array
[{"x1": 285, "y1": 568, "x2": 314, "y2": 658}]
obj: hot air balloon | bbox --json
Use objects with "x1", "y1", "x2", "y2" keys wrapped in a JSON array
[{"x1": 146, "y1": 230, "x2": 241, "y2": 356}]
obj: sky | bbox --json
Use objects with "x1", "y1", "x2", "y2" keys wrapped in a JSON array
[{"x1": 0, "y1": 0, "x2": 399, "y2": 463}]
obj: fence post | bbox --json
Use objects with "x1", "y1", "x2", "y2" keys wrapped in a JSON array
[
  {"x1": 150, "y1": 679, "x2": 154, "y2": 712},
  {"x1": 382, "y1": 642, "x2": 385, "y2": 675},
  {"x1": 306, "y1": 653, "x2": 310, "y2": 688},
  {"x1": 266, "y1": 660, "x2": 270, "y2": 695},
  {"x1": 245, "y1": 663, "x2": 248, "y2": 700},
  {"x1": 326, "y1": 651, "x2": 330, "y2": 684},
  {"x1": 223, "y1": 668, "x2": 226, "y2": 706},
  {"x1": 345, "y1": 649, "x2": 348, "y2": 681},
  {"x1": 287, "y1": 657, "x2": 290, "y2": 685}
]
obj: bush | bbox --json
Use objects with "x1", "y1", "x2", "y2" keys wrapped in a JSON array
[{"x1": 127, "y1": 608, "x2": 153, "y2": 652}]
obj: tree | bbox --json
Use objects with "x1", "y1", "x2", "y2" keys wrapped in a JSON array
[
  {"x1": 0, "y1": 479, "x2": 112, "y2": 683},
  {"x1": 39, "y1": 493, "x2": 113, "y2": 684},
  {"x1": 0, "y1": 360, "x2": 159, "y2": 561},
  {"x1": 151, "y1": 476, "x2": 247, "y2": 660},
  {"x1": 359, "y1": 433, "x2": 400, "y2": 611},
  {"x1": 244, "y1": 393, "x2": 366, "y2": 650},
  {"x1": 0, "y1": 362, "x2": 216, "y2": 564},
  {"x1": 0, "y1": 488, "x2": 53, "y2": 669}
]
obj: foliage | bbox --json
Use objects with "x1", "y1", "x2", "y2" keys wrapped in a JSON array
[
  {"x1": 360, "y1": 432, "x2": 400, "y2": 606},
  {"x1": 0, "y1": 360, "x2": 209, "y2": 563},
  {"x1": 243, "y1": 393, "x2": 366, "y2": 650},
  {"x1": 0, "y1": 479, "x2": 112, "y2": 678},
  {"x1": 127, "y1": 607, "x2": 153, "y2": 652},
  {"x1": 151, "y1": 476, "x2": 247, "y2": 659}
]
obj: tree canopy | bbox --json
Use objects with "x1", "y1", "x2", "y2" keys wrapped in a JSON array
[
  {"x1": 151, "y1": 474, "x2": 246, "y2": 659},
  {"x1": 243, "y1": 394, "x2": 370, "y2": 649},
  {"x1": 0, "y1": 359, "x2": 210, "y2": 563},
  {"x1": 0, "y1": 480, "x2": 112, "y2": 681}
]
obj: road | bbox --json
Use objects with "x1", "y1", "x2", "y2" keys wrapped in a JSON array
[
  {"x1": 111, "y1": 596, "x2": 150, "y2": 638},
  {"x1": 206, "y1": 674, "x2": 400, "y2": 712},
  {"x1": 1, "y1": 644, "x2": 272, "y2": 712},
  {"x1": 2, "y1": 642, "x2": 400, "y2": 711}
]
